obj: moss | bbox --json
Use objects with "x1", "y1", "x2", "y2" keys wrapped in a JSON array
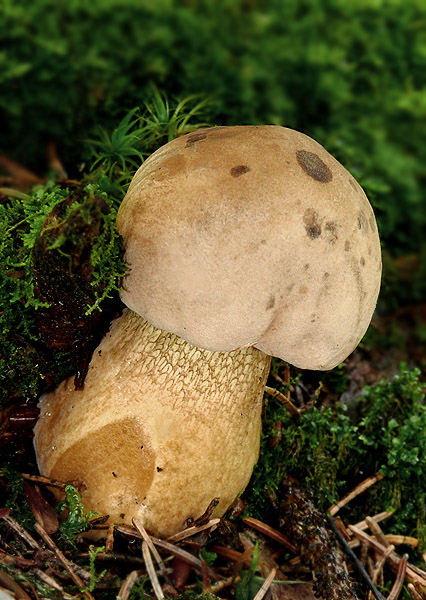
[
  {"x1": 1, "y1": 466, "x2": 36, "y2": 531},
  {"x1": 246, "y1": 364, "x2": 426, "y2": 549},
  {"x1": 0, "y1": 181, "x2": 126, "y2": 404}
]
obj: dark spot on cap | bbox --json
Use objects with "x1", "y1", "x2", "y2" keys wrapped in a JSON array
[
  {"x1": 287, "y1": 283, "x2": 295, "y2": 292},
  {"x1": 296, "y1": 150, "x2": 333, "y2": 183},
  {"x1": 156, "y1": 466, "x2": 163, "y2": 472},
  {"x1": 357, "y1": 211, "x2": 369, "y2": 235},
  {"x1": 323, "y1": 272, "x2": 330, "y2": 279},
  {"x1": 345, "y1": 240, "x2": 351, "y2": 251},
  {"x1": 260, "y1": 239, "x2": 266, "y2": 245},
  {"x1": 325, "y1": 221, "x2": 338, "y2": 244},
  {"x1": 185, "y1": 132, "x2": 208, "y2": 147},
  {"x1": 112, "y1": 472, "x2": 117, "y2": 478},
  {"x1": 310, "y1": 313, "x2": 318, "y2": 323},
  {"x1": 299, "y1": 285, "x2": 308, "y2": 294},
  {"x1": 348, "y1": 177, "x2": 359, "y2": 192},
  {"x1": 266, "y1": 295, "x2": 275, "y2": 310},
  {"x1": 303, "y1": 208, "x2": 322, "y2": 239},
  {"x1": 230, "y1": 165, "x2": 250, "y2": 178},
  {"x1": 304, "y1": 263, "x2": 310, "y2": 271},
  {"x1": 360, "y1": 257, "x2": 366, "y2": 267}
]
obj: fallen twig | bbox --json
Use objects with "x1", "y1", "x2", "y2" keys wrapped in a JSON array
[
  {"x1": 348, "y1": 525, "x2": 426, "y2": 588},
  {"x1": 151, "y1": 537, "x2": 219, "y2": 581},
  {"x1": 142, "y1": 541, "x2": 164, "y2": 600},
  {"x1": 242, "y1": 516, "x2": 298, "y2": 553},
  {"x1": 133, "y1": 518, "x2": 168, "y2": 578},
  {"x1": 1, "y1": 513, "x2": 39, "y2": 549},
  {"x1": 327, "y1": 516, "x2": 386, "y2": 600},
  {"x1": 20, "y1": 472, "x2": 70, "y2": 490},
  {"x1": 167, "y1": 518, "x2": 220, "y2": 542},
  {"x1": 386, "y1": 535, "x2": 418, "y2": 548},
  {"x1": 0, "y1": 155, "x2": 42, "y2": 185},
  {"x1": 34, "y1": 523, "x2": 93, "y2": 600},
  {"x1": 365, "y1": 516, "x2": 390, "y2": 548},
  {"x1": 353, "y1": 511, "x2": 394, "y2": 532},
  {"x1": 253, "y1": 568, "x2": 277, "y2": 600},
  {"x1": 387, "y1": 557, "x2": 407, "y2": 600},
  {"x1": 407, "y1": 583, "x2": 424, "y2": 600},
  {"x1": 328, "y1": 473, "x2": 384, "y2": 516},
  {"x1": 264, "y1": 385, "x2": 301, "y2": 418},
  {"x1": 116, "y1": 570, "x2": 143, "y2": 600},
  {"x1": 367, "y1": 545, "x2": 395, "y2": 600}
]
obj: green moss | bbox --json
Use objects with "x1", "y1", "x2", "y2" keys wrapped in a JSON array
[
  {"x1": 56, "y1": 485, "x2": 98, "y2": 548},
  {"x1": 1, "y1": 466, "x2": 36, "y2": 531},
  {"x1": 0, "y1": 181, "x2": 126, "y2": 403},
  {"x1": 246, "y1": 364, "x2": 426, "y2": 549}
]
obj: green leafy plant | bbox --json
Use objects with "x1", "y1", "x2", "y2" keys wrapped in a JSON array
[
  {"x1": 57, "y1": 484, "x2": 97, "y2": 547},
  {"x1": 234, "y1": 542, "x2": 262, "y2": 600},
  {"x1": 86, "y1": 87, "x2": 208, "y2": 207},
  {"x1": 88, "y1": 107, "x2": 144, "y2": 178},
  {"x1": 84, "y1": 544, "x2": 107, "y2": 592}
]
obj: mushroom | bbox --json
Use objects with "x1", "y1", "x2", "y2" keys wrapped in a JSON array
[{"x1": 34, "y1": 126, "x2": 381, "y2": 536}]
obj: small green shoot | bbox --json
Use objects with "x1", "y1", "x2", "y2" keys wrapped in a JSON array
[
  {"x1": 56, "y1": 485, "x2": 97, "y2": 547},
  {"x1": 84, "y1": 544, "x2": 107, "y2": 592},
  {"x1": 235, "y1": 542, "x2": 262, "y2": 600},
  {"x1": 88, "y1": 107, "x2": 144, "y2": 177},
  {"x1": 201, "y1": 546, "x2": 217, "y2": 566},
  {"x1": 86, "y1": 87, "x2": 208, "y2": 206}
]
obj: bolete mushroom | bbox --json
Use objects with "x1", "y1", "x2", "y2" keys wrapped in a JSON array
[{"x1": 34, "y1": 126, "x2": 381, "y2": 536}]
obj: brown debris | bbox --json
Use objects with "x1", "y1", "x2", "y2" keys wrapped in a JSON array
[
  {"x1": 23, "y1": 481, "x2": 58, "y2": 534},
  {"x1": 242, "y1": 516, "x2": 298, "y2": 554},
  {"x1": 0, "y1": 569, "x2": 33, "y2": 600},
  {"x1": 348, "y1": 525, "x2": 426, "y2": 589},
  {"x1": 34, "y1": 523, "x2": 93, "y2": 600},
  {"x1": 280, "y1": 477, "x2": 359, "y2": 600},
  {"x1": 0, "y1": 155, "x2": 42, "y2": 186},
  {"x1": 264, "y1": 386, "x2": 301, "y2": 419}
]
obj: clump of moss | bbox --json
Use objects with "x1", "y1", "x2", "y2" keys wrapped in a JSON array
[
  {"x1": 0, "y1": 465, "x2": 36, "y2": 531},
  {"x1": 246, "y1": 364, "x2": 426, "y2": 549},
  {"x1": 0, "y1": 181, "x2": 126, "y2": 403}
]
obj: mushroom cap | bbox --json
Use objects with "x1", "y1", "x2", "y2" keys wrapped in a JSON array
[
  {"x1": 117, "y1": 126, "x2": 381, "y2": 370},
  {"x1": 34, "y1": 309, "x2": 271, "y2": 537}
]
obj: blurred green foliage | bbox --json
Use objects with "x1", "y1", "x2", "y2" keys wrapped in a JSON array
[{"x1": 1, "y1": 0, "x2": 426, "y2": 291}]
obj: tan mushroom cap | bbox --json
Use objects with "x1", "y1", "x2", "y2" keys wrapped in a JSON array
[
  {"x1": 34, "y1": 309, "x2": 271, "y2": 537},
  {"x1": 117, "y1": 126, "x2": 381, "y2": 370}
]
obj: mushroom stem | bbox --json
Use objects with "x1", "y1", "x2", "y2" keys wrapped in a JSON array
[{"x1": 34, "y1": 309, "x2": 271, "y2": 537}]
